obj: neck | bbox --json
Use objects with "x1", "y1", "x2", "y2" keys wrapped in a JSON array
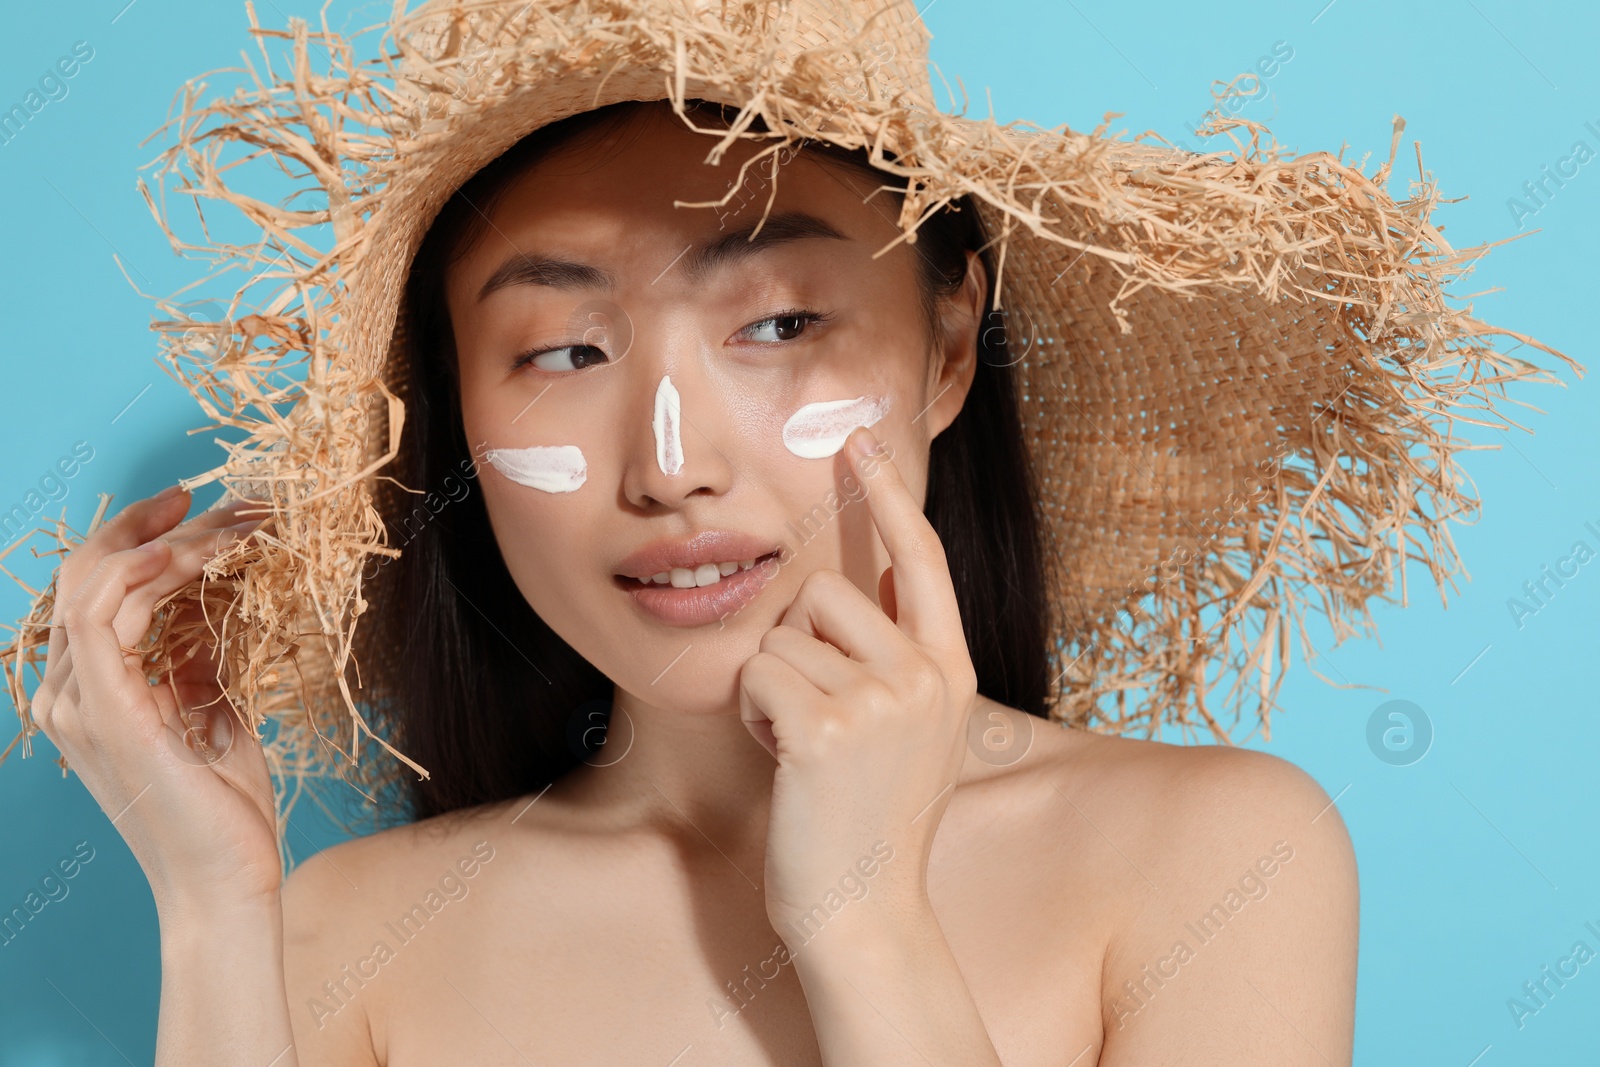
[
  {"x1": 557, "y1": 683, "x2": 778, "y2": 850},
  {"x1": 555, "y1": 685, "x2": 1011, "y2": 848}
]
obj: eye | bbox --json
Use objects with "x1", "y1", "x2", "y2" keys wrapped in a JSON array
[
  {"x1": 738, "y1": 307, "x2": 831, "y2": 344},
  {"x1": 512, "y1": 344, "x2": 609, "y2": 373}
]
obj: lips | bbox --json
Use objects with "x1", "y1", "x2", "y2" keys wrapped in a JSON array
[
  {"x1": 618, "y1": 557, "x2": 781, "y2": 627},
  {"x1": 613, "y1": 530, "x2": 782, "y2": 581},
  {"x1": 613, "y1": 531, "x2": 786, "y2": 628}
]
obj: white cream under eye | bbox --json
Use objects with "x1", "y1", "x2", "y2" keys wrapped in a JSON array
[
  {"x1": 782, "y1": 395, "x2": 892, "y2": 459},
  {"x1": 485, "y1": 444, "x2": 587, "y2": 493}
]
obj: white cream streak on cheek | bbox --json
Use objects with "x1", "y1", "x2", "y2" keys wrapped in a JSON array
[
  {"x1": 654, "y1": 374, "x2": 683, "y2": 475},
  {"x1": 781, "y1": 395, "x2": 893, "y2": 459},
  {"x1": 484, "y1": 445, "x2": 587, "y2": 493}
]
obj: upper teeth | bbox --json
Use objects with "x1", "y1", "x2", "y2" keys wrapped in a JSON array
[{"x1": 639, "y1": 558, "x2": 760, "y2": 587}]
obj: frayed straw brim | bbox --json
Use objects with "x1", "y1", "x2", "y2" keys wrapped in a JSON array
[{"x1": 1, "y1": 0, "x2": 1581, "y2": 842}]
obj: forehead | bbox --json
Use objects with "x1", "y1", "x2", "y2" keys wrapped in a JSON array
[{"x1": 446, "y1": 106, "x2": 908, "y2": 298}]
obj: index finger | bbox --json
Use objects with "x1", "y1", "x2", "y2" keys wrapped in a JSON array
[
  {"x1": 48, "y1": 487, "x2": 185, "y2": 679},
  {"x1": 842, "y1": 425, "x2": 963, "y2": 653},
  {"x1": 48, "y1": 487, "x2": 254, "y2": 678},
  {"x1": 68, "y1": 487, "x2": 260, "y2": 576}
]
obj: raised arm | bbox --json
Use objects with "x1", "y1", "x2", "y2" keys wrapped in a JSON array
[
  {"x1": 27, "y1": 486, "x2": 299, "y2": 1065},
  {"x1": 739, "y1": 428, "x2": 1003, "y2": 1064}
]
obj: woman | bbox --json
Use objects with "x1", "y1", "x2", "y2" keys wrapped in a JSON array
[
  {"x1": 30, "y1": 95, "x2": 1356, "y2": 1065},
  {"x1": 21, "y1": 0, "x2": 1570, "y2": 1062}
]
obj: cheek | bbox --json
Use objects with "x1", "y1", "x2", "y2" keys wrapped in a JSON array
[
  {"x1": 479, "y1": 472, "x2": 597, "y2": 627},
  {"x1": 484, "y1": 444, "x2": 587, "y2": 493},
  {"x1": 464, "y1": 384, "x2": 592, "y2": 495},
  {"x1": 465, "y1": 398, "x2": 600, "y2": 604},
  {"x1": 779, "y1": 393, "x2": 892, "y2": 459}
]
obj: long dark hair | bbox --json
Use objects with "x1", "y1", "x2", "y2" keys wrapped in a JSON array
[{"x1": 360, "y1": 99, "x2": 1051, "y2": 824}]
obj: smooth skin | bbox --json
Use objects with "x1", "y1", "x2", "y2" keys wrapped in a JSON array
[{"x1": 30, "y1": 105, "x2": 1358, "y2": 1066}]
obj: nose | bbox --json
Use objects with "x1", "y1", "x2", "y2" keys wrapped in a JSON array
[{"x1": 619, "y1": 352, "x2": 735, "y2": 511}]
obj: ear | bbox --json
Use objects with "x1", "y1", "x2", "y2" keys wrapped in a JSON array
[{"x1": 921, "y1": 248, "x2": 987, "y2": 441}]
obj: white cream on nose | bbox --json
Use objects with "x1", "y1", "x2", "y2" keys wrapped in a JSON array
[
  {"x1": 484, "y1": 444, "x2": 587, "y2": 493},
  {"x1": 781, "y1": 395, "x2": 892, "y2": 459},
  {"x1": 654, "y1": 374, "x2": 683, "y2": 475}
]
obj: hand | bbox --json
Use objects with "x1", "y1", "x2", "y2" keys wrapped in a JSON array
[
  {"x1": 738, "y1": 425, "x2": 978, "y2": 949},
  {"x1": 28, "y1": 487, "x2": 283, "y2": 919}
]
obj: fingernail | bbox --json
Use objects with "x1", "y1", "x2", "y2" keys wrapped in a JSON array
[
  {"x1": 849, "y1": 427, "x2": 879, "y2": 458},
  {"x1": 153, "y1": 483, "x2": 186, "y2": 501}
]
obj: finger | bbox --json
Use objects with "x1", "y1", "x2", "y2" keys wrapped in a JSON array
[
  {"x1": 878, "y1": 564, "x2": 897, "y2": 624},
  {"x1": 744, "y1": 715, "x2": 778, "y2": 760},
  {"x1": 163, "y1": 681, "x2": 238, "y2": 768},
  {"x1": 147, "y1": 668, "x2": 190, "y2": 739},
  {"x1": 148, "y1": 659, "x2": 237, "y2": 774},
  {"x1": 162, "y1": 623, "x2": 227, "y2": 707},
  {"x1": 163, "y1": 493, "x2": 269, "y2": 542},
  {"x1": 63, "y1": 487, "x2": 190, "y2": 585},
  {"x1": 843, "y1": 425, "x2": 963, "y2": 652},
  {"x1": 779, "y1": 567, "x2": 902, "y2": 663},
  {"x1": 58, "y1": 541, "x2": 176, "y2": 736},
  {"x1": 759, "y1": 623, "x2": 861, "y2": 697},
  {"x1": 31, "y1": 639, "x2": 76, "y2": 737},
  {"x1": 51, "y1": 486, "x2": 248, "y2": 668},
  {"x1": 42, "y1": 520, "x2": 253, "y2": 732},
  {"x1": 48, "y1": 488, "x2": 180, "y2": 679},
  {"x1": 89, "y1": 518, "x2": 261, "y2": 744},
  {"x1": 45, "y1": 670, "x2": 82, "y2": 750},
  {"x1": 38, "y1": 504, "x2": 260, "y2": 738},
  {"x1": 114, "y1": 518, "x2": 263, "y2": 653},
  {"x1": 43, "y1": 611, "x2": 67, "y2": 696},
  {"x1": 738, "y1": 650, "x2": 826, "y2": 750},
  {"x1": 114, "y1": 489, "x2": 265, "y2": 560},
  {"x1": 188, "y1": 497, "x2": 275, "y2": 547},
  {"x1": 200, "y1": 706, "x2": 278, "y2": 825}
]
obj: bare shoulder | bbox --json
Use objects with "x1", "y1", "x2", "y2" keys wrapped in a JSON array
[
  {"x1": 1056, "y1": 718, "x2": 1354, "y2": 860},
  {"x1": 279, "y1": 804, "x2": 509, "y2": 1065},
  {"x1": 962, "y1": 698, "x2": 1353, "y2": 846},
  {"x1": 965, "y1": 699, "x2": 1354, "y2": 881},
  {"x1": 953, "y1": 699, "x2": 1358, "y2": 1064},
  {"x1": 947, "y1": 700, "x2": 1350, "y2": 1067}
]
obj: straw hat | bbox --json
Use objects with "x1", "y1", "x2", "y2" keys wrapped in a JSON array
[{"x1": 2, "y1": 0, "x2": 1580, "y2": 804}]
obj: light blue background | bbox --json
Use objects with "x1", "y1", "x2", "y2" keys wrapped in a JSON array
[{"x1": 0, "y1": 1, "x2": 1593, "y2": 1063}]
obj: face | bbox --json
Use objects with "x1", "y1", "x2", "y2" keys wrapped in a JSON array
[{"x1": 445, "y1": 104, "x2": 983, "y2": 715}]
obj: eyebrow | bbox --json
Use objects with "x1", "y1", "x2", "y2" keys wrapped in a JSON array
[{"x1": 475, "y1": 209, "x2": 850, "y2": 303}]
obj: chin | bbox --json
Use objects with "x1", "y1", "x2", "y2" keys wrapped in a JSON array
[{"x1": 617, "y1": 640, "x2": 755, "y2": 715}]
